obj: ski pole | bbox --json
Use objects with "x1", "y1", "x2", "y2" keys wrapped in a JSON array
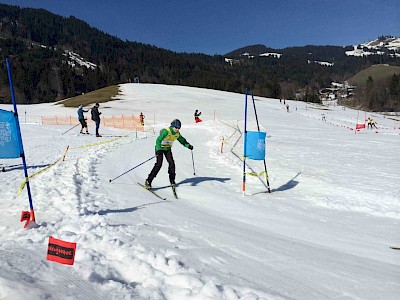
[
  {"x1": 251, "y1": 92, "x2": 271, "y2": 193},
  {"x1": 109, "y1": 155, "x2": 156, "y2": 183},
  {"x1": 191, "y1": 150, "x2": 196, "y2": 175},
  {"x1": 62, "y1": 123, "x2": 80, "y2": 135}
]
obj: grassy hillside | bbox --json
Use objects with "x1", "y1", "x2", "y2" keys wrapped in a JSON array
[
  {"x1": 57, "y1": 85, "x2": 120, "y2": 107},
  {"x1": 348, "y1": 64, "x2": 400, "y2": 86}
]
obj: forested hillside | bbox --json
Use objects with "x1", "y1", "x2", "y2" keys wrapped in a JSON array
[{"x1": 0, "y1": 3, "x2": 399, "y2": 111}]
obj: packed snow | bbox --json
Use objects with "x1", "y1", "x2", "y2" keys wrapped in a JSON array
[
  {"x1": 259, "y1": 53, "x2": 282, "y2": 58},
  {"x1": 0, "y1": 83, "x2": 399, "y2": 299}
]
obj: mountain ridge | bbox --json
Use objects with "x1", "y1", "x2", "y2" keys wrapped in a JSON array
[
  {"x1": 0, "y1": 3, "x2": 399, "y2": 111},
  {"x1": 225, "y1": 36, "x2": 400, "y2": 59}
]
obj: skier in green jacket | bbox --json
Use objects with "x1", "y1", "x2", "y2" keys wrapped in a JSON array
[{"x1": 145, "y1": 119, "x2": 193, "y2": 188}]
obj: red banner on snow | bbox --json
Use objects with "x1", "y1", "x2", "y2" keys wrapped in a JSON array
[
  {"x1": 356, "y1": 123, "x2": 366, "y2": 129},
  {"x1": 47, "y1": 236, "x2": 77, "y2": 265}
]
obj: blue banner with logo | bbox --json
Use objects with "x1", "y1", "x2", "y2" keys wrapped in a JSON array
[
  {"x1": 244, "y1": 131, "x2": 266, "y2": 160},
  {"x1": 0, "y1": 109, "x2": 22, "y2": 158}
]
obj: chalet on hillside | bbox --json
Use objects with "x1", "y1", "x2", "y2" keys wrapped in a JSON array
[{"x1": 319, "y1": 81, "x2": 355, "y2": 104}]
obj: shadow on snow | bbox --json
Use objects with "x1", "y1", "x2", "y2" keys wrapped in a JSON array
[
  {"x1": 152, "y1": 176, "x2": 231, "y2": 190},
  {"x1": 271, "y1": 172, "x2": 301, "y2": 192},
  {"x1": 95, "y1": 200, "x2": 170, "y2": 216}
]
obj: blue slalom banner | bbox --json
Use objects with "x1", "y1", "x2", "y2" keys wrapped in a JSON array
[
  {"x1": 244, "y1": 131, "x2": 266, "y2": 160},
  {"x1": 0, "y1": 109, "x2": 22, "y2": 158}
]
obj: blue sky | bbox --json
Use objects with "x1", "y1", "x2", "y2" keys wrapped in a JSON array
[{"x1": 1, "y1": 0, "x2": 399, "y2": 55}]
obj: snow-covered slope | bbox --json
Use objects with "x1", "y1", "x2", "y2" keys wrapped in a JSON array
[
  {"x1": 0, "y1": 84, "x2": 399, "y2": 299},
  {"x1": 346, "y1": 36, "x2": 400, "y2": 57}
]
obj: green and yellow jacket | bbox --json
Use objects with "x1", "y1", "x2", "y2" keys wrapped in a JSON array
[{"x1": 155, "y1": 126, "x2": 191, "y2": 151}]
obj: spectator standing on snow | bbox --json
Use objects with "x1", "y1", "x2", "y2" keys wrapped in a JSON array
[
  {"x1": 140, "y1": 112, "x2": 145, "y2": 126},
  {"x1": 286, "y1": 104, "x2": 289, "y2": 112},
  {"x1": 77, "y1": 105, "x2": 89, "y2": 134},
  {"x1": 145, "y1": 119, "x2": 193, "y2": 188},
  {"x1": 194, "y1": 109, "x2": 202, "y2": 123},
  {"x1": 322, "y1": 113, "x2": 326, "y2": 122},
  {"x1": 91, "y1": 103, "x2": 102, "y2": 137}
]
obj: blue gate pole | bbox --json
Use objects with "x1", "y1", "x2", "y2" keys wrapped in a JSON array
[
  {"x1": 6, "y1": 58, "x2": 36, "y2": 222},
  {"x1": 251, "y1": 92, "x2": 271, "y2": 193},
  {"x1": 242, "y1": 88, "x2": 248, "y2": 195}
]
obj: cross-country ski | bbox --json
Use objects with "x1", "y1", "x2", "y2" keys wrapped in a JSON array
[{"x1": 137, "y1": 182, "x2": 167, "y2": 200}]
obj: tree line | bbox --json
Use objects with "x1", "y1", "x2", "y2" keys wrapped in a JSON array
[
  {"x1": 0, "y1": 3, "x2": 399, "y2": 111},
  {"x1": 352, "y1": 74, "x2": 400, "y2": 111}
]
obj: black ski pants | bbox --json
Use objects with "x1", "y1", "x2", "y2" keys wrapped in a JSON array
[
  {"x1": 79, "y1": 118, "x2": 88, "y2": 130},
  {"x1": 147, "y1": 149, "x2": 175, "y2": 184}
]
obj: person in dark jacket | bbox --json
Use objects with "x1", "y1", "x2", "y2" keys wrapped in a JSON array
[
  {"x1": 91, "y1": 103, "x2": 102, "y2": 137},
  {"x1": 139, "y1": 112, "x2": 145, "y2": 126},
  {"x1": 194, "y1": 110, "x2": 202, "y2": 123},
  {"x1": 77, "y1": 105, "x2": 89, "y2": 134},
  {"x1": 145, "y1": 119, "x2": 193, "y2": 188}
]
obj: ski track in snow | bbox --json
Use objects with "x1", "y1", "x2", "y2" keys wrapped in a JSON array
[{"x1": 2, "y1": 130, "x2": 274, "y2": 299}]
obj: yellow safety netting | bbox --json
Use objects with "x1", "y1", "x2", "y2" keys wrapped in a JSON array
[{"x1": 17, "y1": 130, "x2": 143, "y2": 195}]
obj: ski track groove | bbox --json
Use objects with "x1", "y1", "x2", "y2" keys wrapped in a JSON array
[{"x1": 33, "y1": 136, "x2": 210, "y2": 297}]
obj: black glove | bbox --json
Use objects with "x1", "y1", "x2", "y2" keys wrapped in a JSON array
[
  {"x1": 156, "y1": 150, "x2": 163, "y2": 155},
  {"x1": 188, "y1": 145, "x2": 193, "y2": 150}
]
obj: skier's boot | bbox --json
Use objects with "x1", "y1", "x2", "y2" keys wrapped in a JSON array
[{"x1": 144, "y1": 179, "x2": 152, "y2": 189}]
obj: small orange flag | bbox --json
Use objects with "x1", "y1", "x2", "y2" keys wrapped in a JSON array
[{"x1": 20, "y1": 211, "x2": 31, "y2": 228}]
